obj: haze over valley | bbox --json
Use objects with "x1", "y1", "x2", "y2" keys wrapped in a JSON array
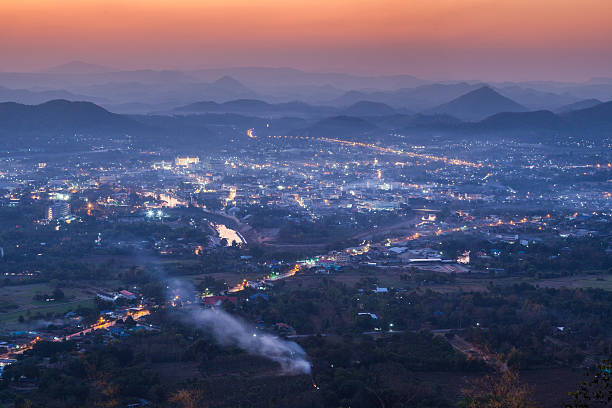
[{"x1": 1, "y1": 2, "x2": 611, "y2": 408}]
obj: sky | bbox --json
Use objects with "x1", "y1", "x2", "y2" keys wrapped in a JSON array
[{"x1": 1, "y1": 0, "x2": 611, "y2": 81}]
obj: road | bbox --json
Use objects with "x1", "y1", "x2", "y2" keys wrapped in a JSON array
[{"x1": 0, "y1": 307, "x2": 151, "y2": 361}]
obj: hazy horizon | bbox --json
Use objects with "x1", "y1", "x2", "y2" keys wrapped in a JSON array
[
  {"x1": 1, "y1": 0, "x2": 611, "y2": 82},
  {"x1": 1, "y1": 3, "x2": 612, "y2": 407},
  {"x1": 1, "y1": 60, "x2": 610, "y2": 86}
]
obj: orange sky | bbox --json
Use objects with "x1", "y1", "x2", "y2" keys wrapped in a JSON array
[{"x1": 1, "y1": 0, "x2": 611, "y2": 80}]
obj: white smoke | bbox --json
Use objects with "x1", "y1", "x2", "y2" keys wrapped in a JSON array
[
  {"x1": 135, "y1": 248, "x2": 312, "y2": 375},
  {"x1": 188, "y1": 308, "x2": 311, "y2": 375}
]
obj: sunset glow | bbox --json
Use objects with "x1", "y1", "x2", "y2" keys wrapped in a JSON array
[{"x1": 1, "y1": 0, "x2": 611, "y2": 79}]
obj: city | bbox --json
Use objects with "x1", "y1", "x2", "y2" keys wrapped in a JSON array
[
  {"x1": 0, "y1": 124, "x2": 610, "y2": 407},
  {"x1": 1, "y1": 1, "x2": 612, "y2": 407}
]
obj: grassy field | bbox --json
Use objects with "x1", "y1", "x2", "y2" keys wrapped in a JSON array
[
  {"x1": 0, "y1": 282, "x2": 93, "y2": 310},
  {"x1": 283, "y1": 270, "x2": 612, "y2": 294},
  {"x1": 0, "y1": 279, "x2": 119, "y2": 327},
  {"x1": 535, "y1": 274, "x2": 612, "y2": 291},
  {"x1": 0, "y1": 299, "x2": 95, "y2": 327},
  {"x1": 182, "y1": 267, "x2": 612, "y2": 295}
]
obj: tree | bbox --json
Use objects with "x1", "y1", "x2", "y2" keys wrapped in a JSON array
[
  {"x1": 170, "y1": 389, "x2": 207, "y2": 408},
  {"x1": 52, "y1": 287, "x2": 65, "y2": 300},
  {"x1": 566, "y1": 360, "x2": 611, "y2": 408},
  {"x1": 460, "y1": 370, "x2": 536, "y2": 408},
  {"x1": 14, "y1": 397, "x2": 32, "y2": 408},
  {"x1": 124, "y1": 316, "x2": 136, "y2": 328},
  {"x1": 202, "y1": 198, "x2": 222, "y2": 212}
]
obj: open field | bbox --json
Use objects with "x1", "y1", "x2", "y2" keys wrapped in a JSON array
[
  {"x1": 278, "y1": 269, "x2": 612, "y2": 293},
  {"x1": 183, "y1": 266, "x2": 612, "y2": 294},
  {"x1": 0, "y1": 282, "x2": 93, "y2": 310},
  {"x1": 0, "y1": 279, "x2": 119, "y2": 326},
  {"x1": 535, "y1": 274, "x2": 612, "y2": 291},
  {"x1": 0, "y1": 299, "x2": 95, "y2": 327}
]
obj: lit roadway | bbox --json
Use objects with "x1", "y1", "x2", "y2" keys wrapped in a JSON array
[
  {"x1": 267, "y1": 135, "x2": 484, "y2": 168},
  {"x1": 0, "y1": 308, "x2": 151, "y2": 360},
  {"x1": 64, "y1": 308, "x2": 150, "y2": 340},
  {"x1": 388, "y1": 216, "x2": 535, "y2": 244},
  {"x1": 228, "y1": 263, "x2": 301, "y2": 293},
  {"x1": 227, "y1": 215, "x2": 547, "y2": 293}
]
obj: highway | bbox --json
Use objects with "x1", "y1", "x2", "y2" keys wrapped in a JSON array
[{"x1": 267, "y1": 135, "x2": 484, "y2": 168}]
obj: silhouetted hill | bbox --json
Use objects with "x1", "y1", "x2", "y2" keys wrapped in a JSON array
[
  {"x1": 68, "y1": 75, "x2": 257, "y2": 107},
  {"x1": 496, "y1": 85, "x2": 579, "y2": 110},
  {"x1": 210, "y1": 76, "x2": 257, "y2": 97},
  {"x1": 562, "y1": 100, "x2": 612, "y2": 132},
  {"x1": 297, "y1": 115, "x2": 378, "y2": 137},
  {"x1": 0, "y1": 86, "x2": 100, "y2": 105},
  {"x1": 477, "y1": 110, "x2": 566, "y2": 131},
  {"x1": 174, "y1": 99, "x2": 336, "y2": 118},
  {"x1": 463, "y1": 102, "x2": 612, "y2": 139},
  {"x1": 400, "y1": 83, "x2": 484, "y2": 108},
  {"x1": 370, "y1": 113, "x2": 462, "y2": 130},
  {"x1": 554, "y1": 98, "x2": 602, "y2": 113},
  {"x1": 191, "y1": 67, "x2": 427, "y2": 91},
  {"x1": 4, "y1": 97, "x2": 611, "y2": 152},
  {"x1": 0, "y1": 100, "x2": 143, "y2": 137},
  {"x1": 427, "y1": 86, "x2": 527, "y2": 121},
  {"x1": 0, "y1": 100, "x2": 243, "y2": 150},
  {"x1": 331, "y1": 83, "x2": 482, "y2": 110},
  {"x1": 341, "y1": 101, "x2": 397, "y2": 116},
  {"x1": 221, "y1": 99, "x2": 272, "y2": 111}
]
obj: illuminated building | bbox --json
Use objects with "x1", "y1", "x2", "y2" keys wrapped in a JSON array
[
  {"x1": 457, "y1": 250, "x2": 470, "y2": 264},
  {"x1": 47, "y1": 203, "x2": 71, "y2": 221},
  {"x1": 175, "y1": 157, "x2": 200, "y2": 167}
]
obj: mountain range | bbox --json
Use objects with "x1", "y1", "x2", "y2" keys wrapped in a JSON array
[
  {"x1": 554, "y1": 98, "x2": 602, "y2": 113},
  {"x1": 43, "y1": 61, "x2": 114, "y2": 75},
  {"x1": 0, "y1": 62, "x2": 611, "y2": 151},
  {"x1": 0, "y1": 85, "x2": 101, "y2": 105},
  {"x1": 1, "y1": 97, "x2": 610, "y2": 151},
  {"x1": 173, "y1": 99, "x2": 402, "y2": 118},
  {"x1": 1, "y1": 64, "x2": 611, "y2": 113}
]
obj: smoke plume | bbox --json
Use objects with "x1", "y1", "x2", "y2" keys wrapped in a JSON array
[
  {"x1": 188, "y1": 308, "x2": 311, "y2": 375},
  {"x1": 135, "y1": 247, "x2": 311, "y2": 375}
]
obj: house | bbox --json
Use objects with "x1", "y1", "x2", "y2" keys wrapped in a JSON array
[
  {"x1": 373, "y1": 287, "x2": 388, "y2": 293},
  {"x1": 248, "y1": 293, "x2": 269, "y2": 301},
  {"x1": 203, "y1": 296, "x2": 237, "y2": 307},
  {"x1": 109, "y1": 327, "x2": 127, "y2": 337},
  {"x1": 126, "y1": 398, "x2": 150, "y2": 407},
  {"x1": 96, "y1": 292, "x2": 118, "y2": 302},
  {"x1": 119, "y1": 290, "x2": 136, "y2": 300},
  {"x1": 274, "y1": 323, "x2": 296, "y2": 336}
]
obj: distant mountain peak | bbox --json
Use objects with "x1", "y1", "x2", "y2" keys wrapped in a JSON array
[
  {"x1": 214, "y1": 75, "x2": 244, "y2": 85},
  {"x1": 470, "y1": 85, "x2": 497, "y2": 95},
  {"x1": 39, "y1": 99, "x2": 104, "y2": 109},
  {"x1": 459, "y1": 85, "x2": 516, "y2": 101},
  {"x1": 212, "y1": 75, "x2": 253, "y2": 91},
  {"x1": 426, "y1": 85, "x2": 527, "y2": 121},
  {"x1": 203, "y1": 76, "x2": 257, "y2": 100}
]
